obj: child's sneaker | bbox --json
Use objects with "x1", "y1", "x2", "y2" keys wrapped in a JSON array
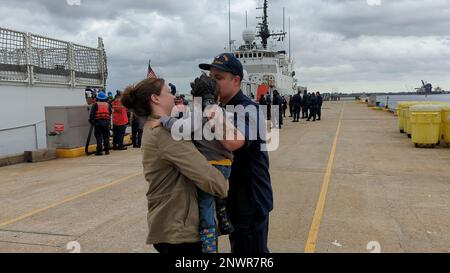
[
  {"x1": 217, "y1": 207, "x2": 235, "y2": 235},
  {"x1": 200, "y1": 227, "x2": 217, "y2": 253}
]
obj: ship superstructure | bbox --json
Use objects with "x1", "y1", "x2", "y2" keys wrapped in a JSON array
[{"x1": 232, "y1": 0, "x2": 297, "y2": 98}]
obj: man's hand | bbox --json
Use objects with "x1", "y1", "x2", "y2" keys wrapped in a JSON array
[
  {"x1": 204, "y1": 105, "x2": 245, "y2": 151},
  {"x1": 204, "y1": 104, "x2": 223, "y2": 131}
]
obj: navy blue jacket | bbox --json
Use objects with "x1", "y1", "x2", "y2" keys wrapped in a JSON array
[
  {"x1": 225, "y1": 90, "x2": 273, "y2": 222},
  {"x1": 292, "y1": 94, "x2": 302, "y2": 108},
  {"x1": 317, "y1": 95, "x2": 323, "y2": 107},
  {"x1": 310, "y1": 95, "x2": 318, "y2": 109},
  {"x1": 302, "y1": 94, "x2": 309, "y2": 107}
]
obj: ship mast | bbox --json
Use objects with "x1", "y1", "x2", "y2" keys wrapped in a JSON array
[{"x1": 256, "y1": 0, "x2": 286, "y2": 49}]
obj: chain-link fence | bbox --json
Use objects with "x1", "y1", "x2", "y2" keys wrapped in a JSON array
[{"x1": 0, "y1": 27, "x2": 107, "y2": 87}]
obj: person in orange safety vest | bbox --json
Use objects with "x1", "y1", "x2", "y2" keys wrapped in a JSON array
[
  {"x1": 89, "y1": 91, "x2": 112, "y2": 156},
  {"x1": 112, "y1": 92, "x2": 129, "y2": 150}
]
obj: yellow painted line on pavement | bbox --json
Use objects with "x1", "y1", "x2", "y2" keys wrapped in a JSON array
[
  {"x1": 0, "y1": 172, "x2": 141, "y2": 229},
  {"x1": 304, "y1": 103, "x2": 345, "y2": 253}
]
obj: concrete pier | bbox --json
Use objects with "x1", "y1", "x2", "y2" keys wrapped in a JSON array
[{"x1": 1, "y1": 101, "x2": 449, "y2": 253}]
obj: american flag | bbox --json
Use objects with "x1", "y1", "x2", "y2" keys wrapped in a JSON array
[{"x1": 147, "y1": 60, "x2": 157, "y2": 79}]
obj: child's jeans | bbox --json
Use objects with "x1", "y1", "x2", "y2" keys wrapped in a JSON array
[{"x1": 198, "y1": 164, "x2": 231, "y2": 230}]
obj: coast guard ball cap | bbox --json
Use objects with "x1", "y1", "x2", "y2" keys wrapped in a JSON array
[{"x1": 199, "y1": 53, "x2": 243, "y2": 80}]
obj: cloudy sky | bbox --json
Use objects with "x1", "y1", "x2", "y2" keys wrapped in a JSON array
[{"x1": 1, "y1": 0, "x2": 450, "y2": 93}]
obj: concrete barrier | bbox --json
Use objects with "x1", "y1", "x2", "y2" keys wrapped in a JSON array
[
  {"x1": 0, "y1": 153, "x2": 25, "y2": 167},
  {"x1": 24, "y1": 149, "x2": 57, "y2": 163}
]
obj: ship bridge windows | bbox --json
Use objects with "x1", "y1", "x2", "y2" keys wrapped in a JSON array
[
  {"x1": 244, "y1": 64, "x2": 277, "y2": 74},
  {"x1": 263, "y1": 52, "x2": 275, "y2": 58},
  {"x1": 236, "y1": 52, "x2": 262, "y2": 59}
]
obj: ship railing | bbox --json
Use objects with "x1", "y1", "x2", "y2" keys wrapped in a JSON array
[
  {"x1": 0, "y1": 120, "x2": 45, "y2": 152},
  {"x1": 0, "y1": 27, "x2": 107, "y2": 88}
]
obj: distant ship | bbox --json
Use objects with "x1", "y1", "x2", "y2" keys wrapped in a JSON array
[
  {"x1": 414, "y1": 81, "x2": 433, "y2": 94},
  {"x1": 232, "y1": 0, "x2": 298, "y2": 99}
]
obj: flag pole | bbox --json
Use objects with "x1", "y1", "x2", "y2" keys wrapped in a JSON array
[{"x1": 228, "y1": 0, "x2": 231, "y2": 52}]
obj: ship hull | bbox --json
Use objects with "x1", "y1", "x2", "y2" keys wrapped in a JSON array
[{"x1": 0, "y1": 84, "x2": 86, "y2": 156}]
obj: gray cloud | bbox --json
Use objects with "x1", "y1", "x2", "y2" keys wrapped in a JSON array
[{"x1": 1, "y1": 0, "x2": 450, "y2": 93}]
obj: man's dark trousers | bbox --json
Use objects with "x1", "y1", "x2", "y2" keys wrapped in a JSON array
[
  {"x1": 293, "y1": 106, "x2": 300, "y2": 121},
  {"x1": 229, "y1": 214, "x2": 269, "y2": 253},
  {"x1": 317, "y1": 107, "x2": 322, "y2": 120},
  {"x1": 94, "y1": 125, "x2": 110, "y2": 153}
]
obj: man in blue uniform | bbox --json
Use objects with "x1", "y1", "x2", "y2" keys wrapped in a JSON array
[
  {"x1": 292, "y1": 90, "x2": 302, "y2": 122},
  {"x1": 272, "y1": 90, "x2": 282, "y2": 129},
  {"x1": 301, "y1": 90, "x2": 309, "y2": 119},
  {"x1": 307, "y1": 92, "x2": 318, "y2": 122},
  {"x1": 316, "y1": 92, "x2": 323, "y2": 121},
  {"x1": 89, "y1": 91, "x2": 112, "y2": 155},
  {"x1": 200, "y1": 53, "x2": 273, "y2": 253}
]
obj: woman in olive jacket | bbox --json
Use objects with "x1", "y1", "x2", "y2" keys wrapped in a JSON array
[{"x1": 122, "y1": 78, "x2": 228, "y2": 254}]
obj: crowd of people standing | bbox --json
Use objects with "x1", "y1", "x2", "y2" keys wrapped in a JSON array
[
  {"x1": 87, "y1": 89, "x2": 146, "y2": 155},
  {"x1": 258, "y1": 90, "x2": 324, "y2": 128}
]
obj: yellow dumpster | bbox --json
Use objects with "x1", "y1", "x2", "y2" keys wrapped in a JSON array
[
  {"x1": 426, "y1": 102, "x2": 449, "y2": 139},
  {"x1": 397, "y1": 102, "x2": 405, "y2": 133},
  {"x1": 410, "y1": 104, "x2": 442, "y2": 148},
  {"x1": 396, "y1": 102, "x2": 415, "y2": 133},
  {"x1": 404, "y1": 102, "x2": 422, "y2": 138},
  {"x1": 442, "y1": 105, "x2": 450, "y2": 146}
]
